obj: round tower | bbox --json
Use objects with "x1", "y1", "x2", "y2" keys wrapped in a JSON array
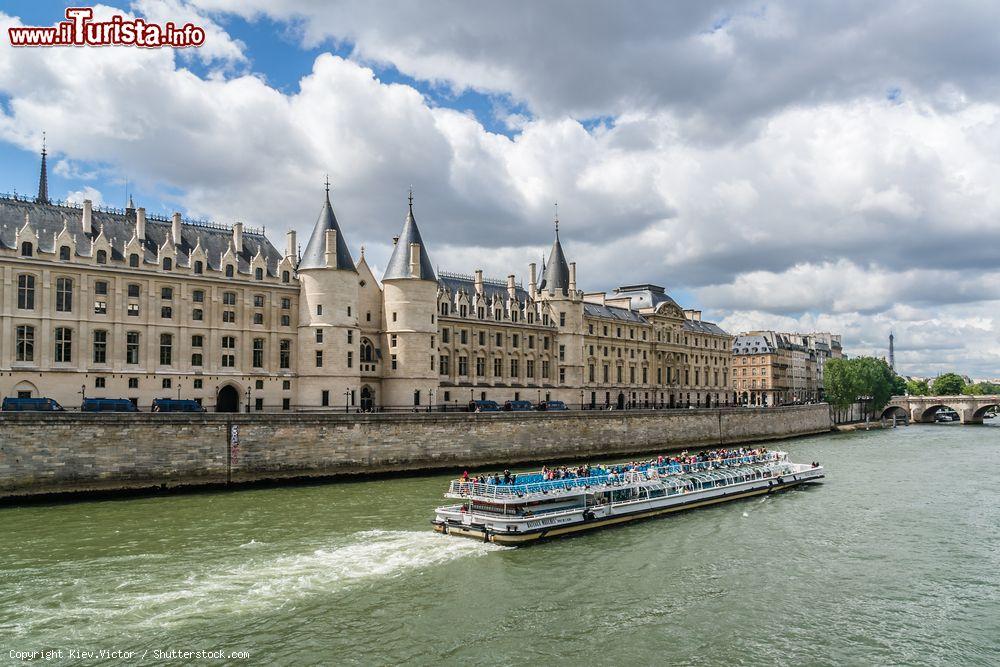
[
  {"x1": 381, "y1": 190, "x2": 439, "y2": 409},
  {"x1": 295, "y1": 181, "x2": 361, "y2": 410},
  {"x1": 538, "y1": 213, "x2": 585, "y2": 402}
]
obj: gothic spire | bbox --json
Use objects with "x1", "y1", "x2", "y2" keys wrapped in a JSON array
[
  {"x1": 382, "y1": 187, "x2": 435, "y2": 281},
  {"x1": 542, "y1": 205, "x2": 570, "y2": 295},
  {"x1": 297, "y1": 178, "x2": 357, "y2": 271},
  {"x1": 35, "y1": 133, "x2": 49, "y2": 205}
]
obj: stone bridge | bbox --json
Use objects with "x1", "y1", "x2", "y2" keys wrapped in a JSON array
[{"x1": 882, "y1": 395, "x2": 1000, "y2": 424}]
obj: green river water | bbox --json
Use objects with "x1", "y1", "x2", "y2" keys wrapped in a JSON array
[{"x1": 1, "y1": 422, "x2": 998, "y2": 666}]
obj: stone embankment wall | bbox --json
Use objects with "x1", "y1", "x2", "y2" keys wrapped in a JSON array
[{"x1": 0, "y1": 404, "x2": 830, "y2": 499}]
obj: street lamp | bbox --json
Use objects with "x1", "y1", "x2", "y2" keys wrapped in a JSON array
[
  {"x1": 245, "y1": 386, "x2": 251, "y2": 413},
  {"x1": 579, "y1": 390, "x2": 584, "y2": 410},
  {"x1": 79, "y1": 383, "x2": 86, "y2": 410},
  {"x1": 344, "y1": 389, "x2": 351, "y2": 414},
  {"x1": 428, "y1": 388, "x2": 435, "y2": 413},
  {"x1": 177, "y1": 381, "x2": 182, "y2": 401}
]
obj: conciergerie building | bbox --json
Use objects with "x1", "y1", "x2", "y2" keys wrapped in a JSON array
[{"x1": 0, "y1": 148, "x2": 733, "y2": 412}]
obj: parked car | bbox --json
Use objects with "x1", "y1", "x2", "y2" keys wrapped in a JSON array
[
  {"x1": 536, "y1": 400, "x2": 568, "y2": 411},
  {"x1": 1, "y1": 397, "x2": 64, "y2": 412},
  {"x1": 503, "y1": 400, "x2": 534, "y2": 411},
  {"x1": 81, "y1": 398, "x2": 138, "y2": 413},
  {"x1": 151, "y1": 398, "x2": 205, "y2": 413},
  {"x1": 468, "y1": 399, "x2": 501, "y2": 412}
]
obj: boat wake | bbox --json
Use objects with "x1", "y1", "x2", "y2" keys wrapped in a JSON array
[{"x1": 9, "y1": 530, "x2": 502, "y2": 641}]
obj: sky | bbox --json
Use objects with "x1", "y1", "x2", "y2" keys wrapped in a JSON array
[{"x1": 1, "y1": 1, "x2": 999, "y2": 379}]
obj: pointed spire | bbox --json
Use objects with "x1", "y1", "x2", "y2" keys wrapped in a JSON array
[
  {"x1": 36, "y1": 132, "x2": 49, "y2": 205},
  {"x1": 127, "y1": 193, "x2": 135, "y2": 209},
  {"x1": 382, "y1": 188, "x2": 435, "y2": 281},
  {"x1": 542, "y1": 208, "x2": 570, "y2": 296},
  {"x1": 297, "y1": 181, "x2": 356, "y2": 271}
]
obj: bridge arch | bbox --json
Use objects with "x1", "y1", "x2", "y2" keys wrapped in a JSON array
[
  {"x1": 880, "y1": 405, "x2": 909, "y2": 421},
  {"x1": 972, "y1": 403, "x2": 1000, "y2": 422},
  {"x1": 916, "y1": 403, "x2": 960, "y2": 423}
]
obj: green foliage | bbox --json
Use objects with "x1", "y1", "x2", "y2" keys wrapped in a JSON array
[
  {"x1": 931, "y1": 373, "x2": 966, "y2": 396},
  {"x1": 905, "y1": 379, "x2": 930, "y2": 396},
  {"x1": 824, "y1": 356, "x2": 899, "y2": 410},
  {"x1": 965, "y1": 381, "x2": 1000, "y2": 395}
]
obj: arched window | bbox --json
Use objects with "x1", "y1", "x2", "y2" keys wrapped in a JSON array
[
  {"x1": 281, "y1": 270, "x2": 290, "y2": 283},
  {"x1": 96, "y1": 249, "x2": 107, "y2": 264},
  {"x1": 360, "y1": 338, "x2": 375, "y2": 362},
  {"x1": 129, "y1": 253, "x2": 139, "y2": 268},
  {"x1": 17, "y1": 274, "x2": 35, "y2": 310},
  {"x1": 255, "y1": 267, "x2": 264, "y2": 280},
  {"x1": 225, "y1": 264, "x2": 234, "y2": 278},
  {"x1": 20, "y1": 241, "x2": 33, "y2": 257},
  {"x1": 162, "y1": 257, "x2": 172, "y2": 271},
  {"x1": 194, "y1": 260, "x2": 203, "y2": 274},
  {"x1": 59, "y1": 246, "x2": 71, "y2": 261}
]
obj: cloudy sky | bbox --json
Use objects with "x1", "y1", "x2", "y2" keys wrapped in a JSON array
[{"x1": 1, "y1": 1, "x2": 999, "y2": 378}]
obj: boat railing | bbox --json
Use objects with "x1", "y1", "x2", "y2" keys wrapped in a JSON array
[{"x1": 447, "y1": 452, "x2": 784, "y2": 499}]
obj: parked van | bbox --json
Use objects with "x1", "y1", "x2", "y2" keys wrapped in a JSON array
[
  {"x1": 151, "y1": 398, "x2": 205, "y2": 413},
  {"x1": 503, "y1": 400, "x2": 534, "y2": 411},
  {"x1": 81, "y1": 398, "x2": 138, "y2": 413},
  {"x1": 1, "y1": 397, "x2": 64, "y2": 412},
  {"x1": 468, "y1": 399, "x2": 501, "y2": 412},
  {"x1": 536, "y1": 400, "x2": 568, "y2": 411}
]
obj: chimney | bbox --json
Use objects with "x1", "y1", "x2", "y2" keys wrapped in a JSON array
[
  {"x1": 325, "y1": 229, "x2": 338, "y2": 268},
  {"x1": 136, "y1": 207, "x2": 146, "y2": 240},
  {"x1": 233, "y1": 221, "x2": 244, "y2": 253},
  {"x1": 409, "y1": 242, "x2": 421, "y2": 277},
  {"x1": 172, "y1": 212, "x2": 183, "y2": 246},
  {"x1": 528, "y1": 262, "x2": 537, "y2": 299},
  {"x1": 507, "y1": 274, "x2": 516, "y2": 299},
  {"x1": 569, "y1": 262, "x2": 577, "y2": 293},
  {"x1": 81, "y1": 199, "x2": 92, "y2": 235},
  {"x1": 285, "y1": 229, "x2": 296, "y2": 259},
  {"x1": 474, "y1": 269, "x2": 484, "y2": 296}
]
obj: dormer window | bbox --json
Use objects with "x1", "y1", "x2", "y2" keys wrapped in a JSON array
[
  {"x1": 129, "y1": 253, "x2": 139, "y2": 268},
  {"x1": 96, "y1": 249, "x2": 107, "y2": 264},
  {"x1": 255, "y1": 267, "x2": 263, "y2": 281},
  {"x1": 162, "y1": 257, "x2": 172, "y2": 271},
  {"x1": 194, "y1": 260, "x2": 203, "y2": 274},
  {"x1": 21, "y1": 241, "x2": 33, "y2": 257},
  {"x1": 225, "y1": 265, "x2": 234, "y2": 278},
  {"x1": 59, "y1": 246, "x2": 71, "y2": 261},
  {"x1": 281, "y1": 270, "x2": 290, "y2": 283}
]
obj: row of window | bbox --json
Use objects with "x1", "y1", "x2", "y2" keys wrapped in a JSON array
[
  {"x1": 437, "y1": 355, "x2": 552, "y2": 380},
  {"x1": 13, "y1": 325, "x2": 293, "y2": 369},
  {"x1": 19, "y1": 241, "x2": 293, "y2": 283},
  {"x1": 584, "y1": 364, "x2": 729, "y2": 387},
  {"x1": 439, "y1": 301, "x2": 556, "y2": 326},
  {"x1": 439, "y1": 328, "x2": 552, "y2": 350}
]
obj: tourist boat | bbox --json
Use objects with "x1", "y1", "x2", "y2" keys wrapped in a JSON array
[{"x1": 432, "y1": 449, "x2": 824, "y2": 545}]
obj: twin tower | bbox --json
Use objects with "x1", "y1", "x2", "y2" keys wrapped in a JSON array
[{"x1": 294, "y1": 186, "x2": 439, "y2": 409}]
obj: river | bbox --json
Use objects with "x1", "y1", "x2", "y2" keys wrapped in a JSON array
[{"x1": 1, "y1": 421, "x2": 998, "y2": 666}]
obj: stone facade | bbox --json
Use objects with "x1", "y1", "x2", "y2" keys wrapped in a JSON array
[
  {"x1": 0, "y1": 404, "x2": 832, "y2": 499},
  {"x1": 731, "y1": 331, "x2": 843, "y2": 406},
  {"x1": 1, "y1": 150, "x2": 733, "y2": 411}
]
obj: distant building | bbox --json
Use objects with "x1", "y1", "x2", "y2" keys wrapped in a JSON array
[{"x1": 730, "y1": 331, "x2": 842, "y2": 406}]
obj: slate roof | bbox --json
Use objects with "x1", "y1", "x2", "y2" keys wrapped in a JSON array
[
  {"x1": 383, "y1": 196, "x2": 435, "y2": 281},
  {"x1": 540, "y1": 229, "x2": 570, "y2": 295},
  {"x1": 583, "y1": 302, "x2": 649, "y2": 323},
  {"x1": 438, "y1": 272, "x2": 530, "y2": 302},
  {"x1": 0, "y1": 195, "x2": 283, "y2": 275},
  {"x1": 610, "y1": 284, "x2": 681, "y2": 311},
  {"x1": 683, "y1": 319, "x2": 729, "y2": 336},
  {"x1": 298, "y1": 189, "x2": 356, "y2": 272},
  {"x1": 732, "y1": 333, "x2": 777, "y2": 354}
]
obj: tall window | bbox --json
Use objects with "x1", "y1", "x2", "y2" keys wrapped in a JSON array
[
  {"x1": 55, "y1": 277, "x2": 73, "y2": 312},
  {"x1": 54, "y1": 327, "x2": 72, "y2": 363},
  {"x1": 280, "y1": 340, "x2": 291, "y2": 369},
  {"x1": 223, "y1": 292, "x2": 236, "y2": 305},
  {"x1": 15, "y1": 325, "x2": 34, "y2": 362},
  {"x1": 21, "y1": 241, "x2": 32, "y2": 257},
  {"x1": 162, "y1": 257, "x2": 172, "y2": 271},
  {"x1": 17, "y1": 274, "x2": 35, "y2": 309},
  {"x1": 92, "y1": 330, "x2": 108, "y2": 364},
  {"x1": 252, "y1": 338, "x2": 264, "y2": 368},
  {"x1": 194, "y1": 260, "x2": 203, "y2": 274},
  {"x1": 159, "y1": 333, "x2": 173, "y2": 365},
  {"x1": 96, "y1": 249, "x2": 107, "y2": 264},
  {"x1": 129, "y1": 253, "x2": 139, "y2": 267},
  {"x1": 360, "y1": 339, "x2": 374, "y2": 362},
  {"x1": 222, "y1": 336, "x2": 236, "y2": 367},
  {"x1": 225, "y1": 265, "x2": 234, "y2": 278},
  {"x1": 126, "y1": 332, "x2": 140, "y2": 364},
  {"x1": 59, "y1": 246, "x2": 71, "y2": 261},
  {"x1": 255, "y1": 267, "x2": 264, "y2": 280}
]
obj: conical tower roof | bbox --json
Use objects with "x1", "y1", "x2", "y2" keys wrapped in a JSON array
[
  {"x1": 298, "y1": 180, "x2": 356, "y2": 272},
  {"x1": 542, "y1": 217, "x2": 569, "y2": 295},
  {"x1": 382, "y1": 189, "x2": 436, "y2": 281}
]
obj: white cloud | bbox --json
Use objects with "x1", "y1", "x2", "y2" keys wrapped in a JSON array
[
  {"x1": 65, "y1": 186, "x2": 105, "y2": 206},
  {"x1": 2, "y1": 3, "x2": 1000, "y2": 376}
]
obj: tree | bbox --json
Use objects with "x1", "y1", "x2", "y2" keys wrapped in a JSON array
[
  {"x1": 824, "y1": 356, "x2": 898, "y2": 411},
  {"x1": 824, "y1": 357, "x2": 857, "y2": 409},
  {"x1": 906, "y1": 379, "x2": 930, "y2": 396},
  {"x1": 890, "y1": 373, "x2": 907, "y2": 397},
  {"x1": 931, "y1": 373, "x2": 965, "y2": 396},
  {"x1": 966, "y1": 381, "x2": 1000, "y2": 395}
]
